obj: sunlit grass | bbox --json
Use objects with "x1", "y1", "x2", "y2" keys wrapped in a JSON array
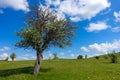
[{"x1": 0, "y1": 59, "x2": 120, "y2": 80}]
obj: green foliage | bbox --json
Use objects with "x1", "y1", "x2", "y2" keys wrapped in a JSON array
[
  {"x1": 108, "y1": 50, "x2": 117, "y2": 63},
  {"x1": 77, "y1": 55, "x2": 83, "y2": 59},
  {"x1": 95, "y1": 56, "x2": 99, "y2": 59},
  {"x1": 10, "y1": 53, "x2": 16, "y2": 61},
  {"x1": 53, "y1": 53, "x2": 59, "y2": 60}
]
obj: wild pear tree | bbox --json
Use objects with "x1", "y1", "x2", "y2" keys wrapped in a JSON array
[{"x1": 15, "y1": 4, "x2": 75, "y2": 76}]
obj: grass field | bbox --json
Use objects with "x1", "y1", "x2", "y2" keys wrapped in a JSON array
[{"x1": 0, "y1": 58, "x2": 120, "y2": 80}]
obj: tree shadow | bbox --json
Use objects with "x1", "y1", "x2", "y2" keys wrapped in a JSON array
[{"x1": 0, "y1": 66, "x2": 52, "y2": 77}]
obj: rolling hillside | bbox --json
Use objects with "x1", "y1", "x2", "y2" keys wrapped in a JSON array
[{"x1": 0, "y1": 57, "x2": 120, "y2": 80}]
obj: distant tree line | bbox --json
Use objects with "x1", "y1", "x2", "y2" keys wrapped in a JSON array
[
  {"x1": 77, "y1": 54, "x2": 87, "y2": 60},
  {"x1": 94, "y1": 50, "x2": 118, "y2": 63}
]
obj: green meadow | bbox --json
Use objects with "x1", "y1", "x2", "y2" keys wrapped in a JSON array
[{"x1": 0, "y1": 58, "x2": 120, "y2": 80}]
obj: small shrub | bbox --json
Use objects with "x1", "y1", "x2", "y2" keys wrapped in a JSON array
[
  {"x1": 77, "y1": 55, "x2": 83, "y2": 59},
  {"x1": 108, "y1": 53, "x2": 117, "y2": 63},
  {"x1": 95, "y1": 56, "x2": 99, "y2": 59}
]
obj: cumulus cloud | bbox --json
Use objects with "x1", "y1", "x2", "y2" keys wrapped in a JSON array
[
  {"x1": 45, "y1": 0, "x2": 111, "y2": 22},
  {"x1": 114, "y1": 11, "x2": 120, "y2": 22},
  {"x1": 70, "y1": 16, "x2": 81, "y2": 22},
  {"x1": 16, "y1": 54, "x2": 36, "y2": 60},
  {"x1": 45, "y1": 0, "x2": 61, "y2": 6},
  {"x1": 0, "y1": 53, "x2": 8, "y2": 60},
  {"x1": 70, "y1": 53, "x2": 75, "y2": 57},
  {"x1": 48, "y1": 53, "x2": 52, "y2": 57},
  {"x1": 0, "y1": 0, "x2": 29, "y2": 12},
  {"x1": 55, "y1": 10, "x2": 65, "y2": 20},
  {"x1": 81, "y1": 46, "x2": 89, "y2": 52},
  {"x1": 111, "y1": 27, "x2": 120, "y2": 32},
  {"x1": 0, "y1": 46, "x2": 10, "y2": 51},
  {"x1": 86, "y1": 21, "x2": 110, "y2": 32},
  {"x1": 81, "y1": 40, "x2": 120, "y2": 54}
]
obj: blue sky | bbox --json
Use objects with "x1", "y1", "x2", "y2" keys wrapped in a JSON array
[{"x1": 0, "y1": 0, "x2": 120, "y2": 60}]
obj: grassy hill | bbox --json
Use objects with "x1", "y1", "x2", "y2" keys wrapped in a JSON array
[{"x1": 0, "y1": 58, "x2": 120, "y2": 80}]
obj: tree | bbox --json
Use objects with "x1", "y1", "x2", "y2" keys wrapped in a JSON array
[
  {"x1": 53, "y1": 52, "x2": 59, "y2": 60},
  {"x1": 10, "y1": 52, "x2": 16, "y2": 61},
  {"x1": 77, "y1": 55, "x2": 83, "y2": 59},
  {"x1": 108, "y1": 50, "x2": 117, "y2": 63},
  {"x1": 15, "y1": 4, "x2": 75, "y2": 76}
]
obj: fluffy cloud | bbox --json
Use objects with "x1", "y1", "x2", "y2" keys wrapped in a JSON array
[
  {"x1": 0, "y1": 0, "x2": 29, "y2": 12},
  {"x1": 70, "y1": 53, "x2": 75, "y2": 57},
  {"x1": 111, "y1": 27, "x2": 120, "y2": 32},
  {"x1": 81, "y1": 40, "x2": 120, "y2": 54},
  {"x1": 45, "y1": 0, "x2": 61, "y2": 6},
  {"x1": 86, "y1": 21, "x2": 110, "y2": 32},
  {"x1": 81, "y1": 46, "x2": 89, "y2": 52},
  {"x1": 45, "y1": 0, "x2": 111, "y2": 22},
  {"x1": 114, "y1": 11, "x2": 120, "y2": 22},
  {"x1": 0, "y1": 53, "x2": 8, "y2": 60},
  {"x1": 16, "y1": 54, "x2": 36, "y2": 60},
  {"x1": 70, "y1": 16, "x2": 81, "y2": 22},
  {"x1": 0, "y1": 46, "x2": 10, "y2": 51}
]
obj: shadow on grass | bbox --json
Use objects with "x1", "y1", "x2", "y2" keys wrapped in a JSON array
[{"x1": 0, "y1": 66, "x2": 52, "y2": 77}]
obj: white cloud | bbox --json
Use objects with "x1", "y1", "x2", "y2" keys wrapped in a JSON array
[
  {"x1": 0, "y1": 46, "x2": 10, "y2": 51},
  {"x1": 114, "y1": 11, "x2": 120, "y2": 22},
  {"x1": 86, "y1": 21, "x2": 110, "y2": 32},
  {"x1": 45, "y1": 0, "x2": 61, "y2": 6},
  {"x1": 60, "y1": 52, "x2": 64, "y2": 56},
  {"x1": 0, "y1": 0, "x2": 29, "y2": 12},
  {"x1": 16, "y1": 53, "x2": 36, "y2": 60},
  {"x1": 48, "y1": 53, "x2": 52, "y2": 57},
  {"x1": 45, "y1": 0, "x2": 111, "y2": 22},
  {"x1": 82, "y1": 40, "x2": 120, "y2": 54},
  {"x1": 0, "y1": 53, "x2": 8, "y2": 60},
  {"x1": 55, "y1": 10, "x2": 65, "y2": 20},
  {"x1": 70, "y1": 53, "x2": 75, "y2": 57},
  {"x1": 81, "y1": 46, "x2": 89, "y2": 52},
  {"x1": 70, "y1": 16, "x2": 81, "y2": 22},
  {"x1": 111, "y1": 27, "x2": 120, "y2": 32}
]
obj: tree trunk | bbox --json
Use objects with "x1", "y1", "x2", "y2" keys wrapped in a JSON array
[{"x1": 33, "y1": 51, "x2": 42, "y2": 76}]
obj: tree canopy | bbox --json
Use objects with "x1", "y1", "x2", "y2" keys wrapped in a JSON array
[{"x1": 15, "y1": 6, "x2": 75, "y2": 52}]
